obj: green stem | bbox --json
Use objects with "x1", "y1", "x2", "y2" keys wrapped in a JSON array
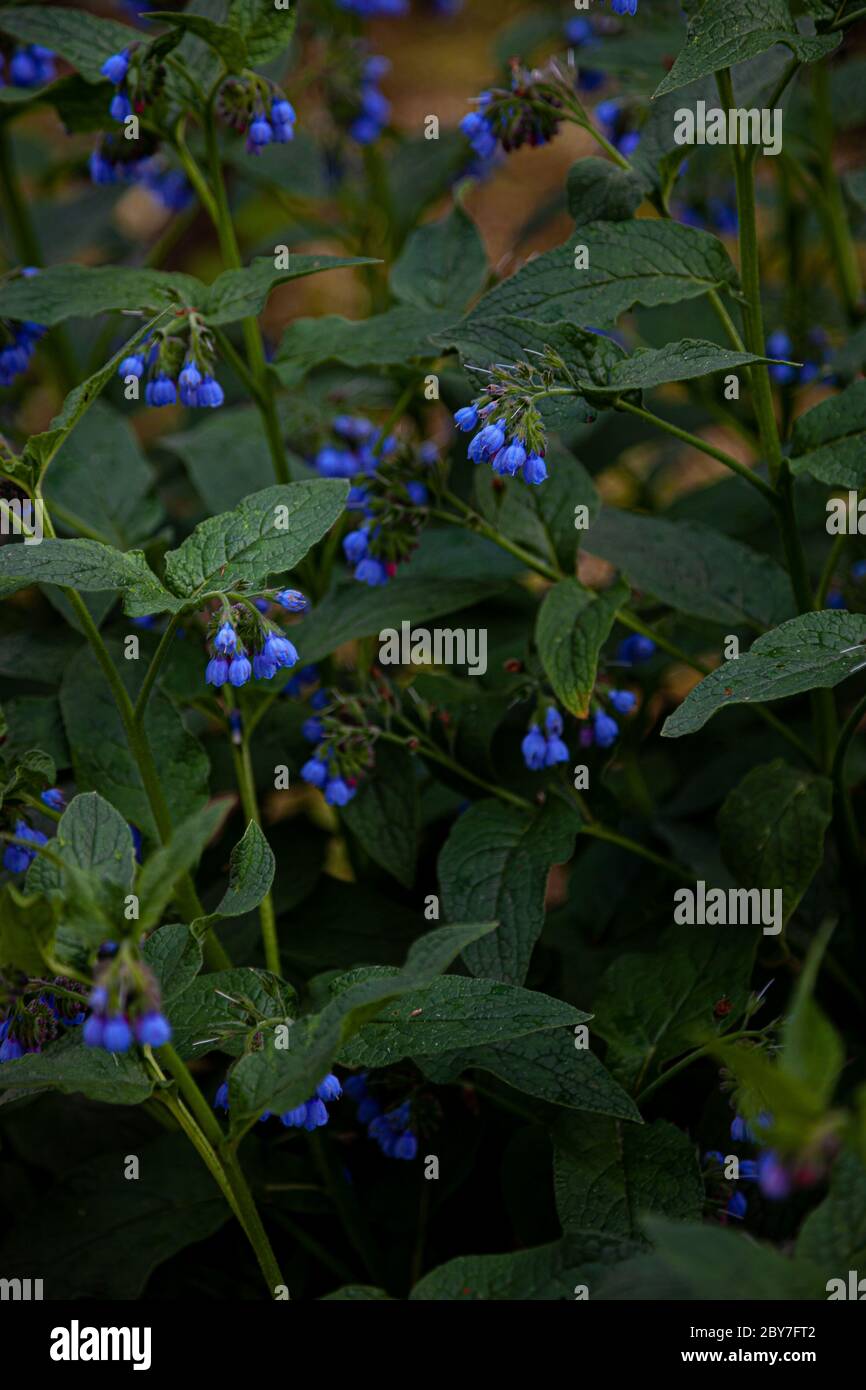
[
  {"x1": 579, "y1": 823, "x2": 689, "y2": 881},
  {"x1": 224, "y1": 690, "x2": 281, "y2": 976},
  {"x1": 635, "y1": 1031, "x2": 767, "y2": 1106},
  {"x1": 133, "y1": 610, "x2": 185, "y2": 725},
  {"x1": 613, "y1": 396, "x2": 779, "y2": 503},
  {"x1": 817, "y1": 532, "x2": 847, "y2": 609}
]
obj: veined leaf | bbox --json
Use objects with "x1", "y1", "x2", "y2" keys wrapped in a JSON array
[
  {"x1": 789, "y1": 380, "x2": 866, "y2": 488},
  {"x1": 0, "y1": 6, "x2": 138, "y2": 83},
  {"x1": 536, "y1": 578, "x2": 629, "y2": 716}
]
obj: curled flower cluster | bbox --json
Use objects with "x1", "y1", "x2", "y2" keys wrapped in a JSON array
[
  {"x1": 299, "y1": 685, "x2": 380, "y2": 806},
  {"x1": 460, "y1": 66, "x2": 564, "y2": 162},
  {"x1": 521, "y1": 688, "x2": 637, "y2": 770},
  {"x1": 521, "y1": 707, "x2": 569, "y2": 771},
  {"x1": 0, "y1": 977, "x2": 87, "y2": 1062},
  {"x1": 118, "y1": 317, "x2": 224, "y2": 409},
  {"x1": 217, "y1": 76, "x2": 296, "y2": 154},
  {"x1": 350, "y1": 56, "x2": 391, "y2": 144},
  {"x1": 0, "y1": 45, "x2": 55, "y2": 88},
  {"x1": 343, "y1": 1073, "x2": 418, "y2": 1159},
  {"x1": 704, "y1": 1111, "x2": 804, "y2": 1220},
  {"x1": 82, "y1": 947, "x2": 171, "y2": 1053},
  {"x1": 204, "y1": 598, "x2": 305, "y2": 690},
  {"x1": 214, "y1": 1072, "x2": 342, "y2": 1129},
  {"x1": 454, "y1": 405, "x2": 548, "y2": 486}
]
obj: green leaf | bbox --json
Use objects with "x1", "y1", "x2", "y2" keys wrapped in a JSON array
[
  {"x1": 420, "y1": 1031, "x2": 642, "y2": 1121},
  {"x1": 0, "y1": 539, "x2": 182, "y2": 618},
  {"x1": 586, "y1": 339, "x2": 772, "y2": 396},
  {"x1": 226, "y1": 922, "x2": 497, "y2": 1127},
  {"x1": 45, "y1": 404, "x2": 162, "y2": 550},
  {"x1": 200, "y1": 255, "x2": 377, "y2": 326},
  {"x1": 797, "y1": 1151, "x2": 866, "y2": 1274},
  {"x1": 474, "y1": 442, "x2": 600, "y2": 575},
  {"x1": 162, "y1": 479, "x2": 347, "y2": 600},
  {"x1": 0, "y1": 265, "x2": 199, "y2": 327},
  {"x1": 191, "y1": 821, "x2": 274, "y2": 937},
  {"x1": 390, "y1": 203, "x2": 487, "y2": 314},
  {"x1": 0, "y1": 885, "x2": 57, "y2": 975},
  {"x1": 536, "y1": 578, "x2": 629, "y2": 717},
  {"x1": 136, "y1": 803, "x2": 227, "y2": 932},
  {"x1": 339, "y1": 977, "x2": 587, "y2": 1067},
  {"x1": 445, "y1": 221, "x2": 739, "y2": 355},
  {"x1": 0, "y1": 6, "x2": 138, "y2": 83},
  {"x1": 410, "y1": 1232, "x2": 640, "y2": 1300},
  {"x1": 23, "y1": 312, "x2": 170, "y2": 470},
  {"x1": 585, "y1": 510, "x2": 794, "y2": 629},
  {"x1": 142, "y1": 11, "x2": 248, "y2": 69},
  {"x1": 0, "y1": 1029, "x2": 153, "y2": 1104},
  {"x1": 142, "y1": 923, "x2": 203, "y2": 1002},
  {"x1": 653, "y1": 0, "x2": 839, "y2": 99},
  {"x1": 26, "y1": 791, "x2": 134, "y2": 948},
  {"x1": 340, "y1": 742, "x2": 418, "y2": 889},
  {"x1": 593, "y1": 925, "x2": 758, "y2": 1088},
  {"x1": 634, "y1": 1217, "x2": 824, "y2": 1300},
  {"x1": 789, "y1": 380, "x2": 866, "y2": 487},
  {"x1": 274, "y1": 306, "x2": 454, "y2": 379},
  {"x1": 663, "y1": 611, "x2": 866, "y2": 738},
  {"x1": 168, "y1": 966, "x2": 296, "y2": 1060},
  {"x1": 718, "y1": 760, "x2": 833, "y2": 925},
  {"x1": 438, "y1": 800, "x2": 581, "y2": 985},
  {"x1": 553, "y1": 1117, "x2": 703, "y2": 1238},
  {"x1": 228, "y1": 0, "x2": 297, "y2": 64},
  {"x1": 60, "y1": 651, "x2": 209, "y2": 843},
  {"x1": 0, "y1": 1134, "x2": 229, "y2": 1299},
  {"x1": 566, "y1": 158, "x2": 646, "y2": 223}
]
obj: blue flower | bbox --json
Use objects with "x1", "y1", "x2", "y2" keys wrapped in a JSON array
[
  {"x1": 271, "y1": 98, "x2": 296, "y2": 126},
  {"x1": 110, "y1": 90, "x2": 131, "y2": 122},
  {"x1": 316, "y1": 1073, "x2": 342, "y2": 1101},
  {"x1": 544, "y1": 735, "x2": 569, "y2": 766},
  {"x1": 280, "y1": 1104, "x2": 308, "y2": 1127},
  {"x1": 454, "y1": 405, "x2": 479, "y2": 431},
  {"x1": 275, "y1": 589, "x2": 308, "y2": 612},
  {"x1": 521, "y1": 724, "x2": 547, "y2": 770},
  {"x1": 726, "y1": 1191, "x2": 747, "y2": 1219},
  {"x1": 103, "y1": 1015, "x2": 133, "y2": 1053},
  {"x1": 214, "y1": 621, "x2": 237, "y2": 654},
  {"x1": 730, "y1": 1114, "x2": 753, "y2": 1143},
  {"x1": 214, "y1": 1081, "x2": 229, "y2": 1111},
  {"x1": 179, "y1": 361, "x2": 202, "y2": 391},
  {"x1": 101, "y1": 51, "x2": 130, "y2": 85},
  {"x1": 593, "y1": 711, "x2": 619, "y2": 748},
  {"x1": 301, "y1": 758, "x2": 328, "y2": 789},
  {"x1": 197, "y1": 375, "x2": 224, "y2": 408},
  {"x1": 41, "y1": 788, "x2": 65, "y2": 811},
  {"x1": 262, "y1": 633, "x2": 298, "y2": 671},
  {"x1": 394, "y1": 1133, "x2": 418, "y2": 1160},
  {"x1": 492, "y1": 440, "x2": 527, "y2": 476},
  {"x1": 343, "y1": 529, "x2": 369, "y2": 564},
  {"x1": 228, "y1": 653, "x2": 252, "y2": 687},
  {"x1": 544, "y1": 707, "x2": 563, "y2": 737},
  {"x1": 608, "y1": 689, "x2": 636, "y2": 715},
  {"x1": 135, "y1": 1011, "x2": 172, "y2": 1047},
  {"x1": 205, "y1": 656, "x2": 229, "y2": 687},
  {"x1": 758, "y1": 1150, "x2": 791, "y2": 1200},
  {"x1": 343, "y1": 1072, "x2": 368, "y2": 1100},
  {"x1": 248, "y1": 115, "x2": 274, "y2": 149},
  {"x1": 611, "y1": 0, "x2": 638, "y2": 14},
  {"x1": 523, "y1": 452, "x2": 547, "y2": 485},
  {"x1": 0, "y1": 1034, "x2": 24, "y2": 1062},
  {"x1": 354, "y1": 556, "x2": 388, "y2": 586},
  {"x1": 406, "y1": 481, "x2": 428, "y2": 506},
  {"x1": 147, "y1": 372, "x2": 177, "y2": 407},
  {"x1": 3, "y1": 819, "x2": 47, "y2": 873},
  {"x1": 302, "y1": 716, "x2": 324, "y2": 743},
  {"x1": 617, "y1": 634, "x2": 656, "y2": 665},
  {"x1": 118, "y1": 353, "x2": 145, "y2": 379},
  {"x1": 325, "y1": 776, "x2": 356, "y2": 806},
  {"x1": 303, "y1": 1098, "x2": 329, "y2": 1129}
]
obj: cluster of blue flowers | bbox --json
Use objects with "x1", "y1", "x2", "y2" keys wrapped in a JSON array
[
  {"x1": 204, "y1": 601, "x2": 304, "y2": 690},
  {"x1": 343, "y1": 1073, "x2": 418, "y2": 1159},
  {"x1": 83, "y1": 984, "x2": 172, "y2": 1051},
  {"x1": 521, "y1": 707, "x2": 569, "y2": 771},
  {"x1": 350, "y1": 56, "x2": 391, "y2": 144},
  {"x1": 2, "y1": 817, "x2": 48, "y2": 873},
  {"x1": 0, "y1": 305, "x2": 45, "y2": 389},
  {"x1": 101, "y1": 46, "x2": 135, "y2": 122},
  {"x1": 454, "y1": 405, "x2": 548, "y2": 485},
  {"x1": 766, "y1": 328, "x2": 833, "y2": 387},
  {"x1": 595, "y1": 98, "x2": 641, "y2": 158},
  {"x1": 118, "y1": 339, "x2": 225, "y2": 409},
  {"x1": 312, "y1": 414, "x2": 398, "y2": 481},
  {"x1": 616, "y1": 634, "x2": 656, "y2": 666},
  {"x1": 301, "y1": 694, "x2": 359, "y2": 807},
  {"x1": 0, "y1": 978, "x2": 86, "y2": 1063},
  {"x1": 214, "y1": 1072, "x2": 342, "y2": 1129},
  {"x1": 0, "y1": 45, "x2": 55, "y2": 88},
  {"x1": 245, "y1": 98, "x2": 297, "y2": 153},
  {"x1": 705, "y1": 1111, "x2": 798, "y2": 1219}
]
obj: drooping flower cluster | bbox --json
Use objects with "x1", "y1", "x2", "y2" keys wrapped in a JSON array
[
  {"x1": 455, "y1": 403, "x2": 549, "y2": 486},
  {"x1": 0, "y1": 976, "x2": 87, "y2": 1062},
  {"x1": 343, "y1": 1073, "x2": 419, "y2": 1159},
  {"x1": 214, "y1": 1072, "x2": 342, "y2": 1130},
  {"x1": 82, "y1": 943, "x2": 171, "y2": 1053},
  {"x1": 311, "y1": 413, "x2": 398, "y2": 481},
  {"x1": 521, "y1": 707, "x2": 570, "y2": 771},
  {"x1": 217, "y1": 74, "x2": 296, "y2": 154},
  {"x1": 521, "y1": 685, "x2": 638, "y2": 770},
  {"x1": 203, "y1": 593, "x2": 306, "y2": 691},
  {"x1": 349, "y1": 56, "x2": 391, "y2": 144},
  {"x1": 0, "y1": 45, "x2": 56, "y2": 88},
  {"x1": 460, "y1": 64, "x2": 566, "y2": 162},
  {"x1": 118, "y1": 312, "x2": 225, "y2": 409}
]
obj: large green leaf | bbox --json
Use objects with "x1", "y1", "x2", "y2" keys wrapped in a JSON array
[
  {"x1": 340, "y1": 742, "x2": 418, "y2": 889},
  {"x1": 339, "y1": 976, "x2": 587, "y2": 1067},
  {"x1": 275, "y1": 306, "x2": 453, "y2": 378},
  {"x1": 718, "y1": 760, "x2": 833, "y2": 924},
  {"x1": 438, "y1": 799, "x2": 581, "y2": 984},
  {"x1": 44, "y1": 404, "x2": 162, "y2": 550},
  {"x1": 653, "y1": 0, "x2": 839, "y2": 99},
  {"x1": 553, "y1": 1116, "x2": 703, "y2": 1238},
  {"x1": 228, "y1": 0, "x2": 297, "y2": 64},
  {"x1": 192, "y1": 821, "x2": 275, "y2": 934},
  {"x1": 586, "y1": 339, "x2": 772, "y2": 396},
  {"x1": 536, "y1": 578, "x2": 629, "y2": 718},
  {"x1": 0, "y1": 6, "x2": 138, "y2": 83},
  {"x1": 0, "y1": 1134, "x2": 229, "y2": 1299},
  {"x1": 200, "y1": 255, "x2": 376, "y2": 326},
  {"x1": 444, "y1": 221, "x2": 739, "y2": 357},
  {"x1": 142, "y1": 11, "x2": 248, "y2": 70},
  {"x1": 789, "y1": 380, "x2": 866, "y2": 488},
  {"x1": 419, "y1": 1031, "x2": 641, "y2": 1121},
  {"x1": 593, "y1": 925, "x2": 758, "y2": 1089},
  {"x1": 26, "y1": 791, "x2": 134, "y2": 948},
  {"x1": 585, "y1": 510, "x2": 794, "y2": 629},
  {"x1": 566, "y1": 157, "x2": 646, "y2": 223},
  {"x1": 162, "y1": 480, "x2": 347, "y2": 600},
  {"x1": 0, "y1": 539, "x2": 181, "y2": 618},
  {"x1": 168, "y1": 966, "x2": 296, "y2": 1060},
  {"x1": 410, "y1": 1232, "x2": 640, "y2": 1300},
  {"x1": 662, "y1": 612, "x2": 866, "y2": 738},
  {"x1": 226, "y1": 922, "x2": 497, "y2": 1128},
  {"x1": 390, "y1": 203, "x2": 487, "y2": 314},
  {"x1": 0, "y1": 1029, "x2": 153, "y2": 1104}
]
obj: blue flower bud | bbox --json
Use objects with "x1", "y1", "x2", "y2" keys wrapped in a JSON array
[
  {"x1": 214, "y1": 622, "x2": 236, "y2": 654},
  {"x1": 523, "y1": 452, "x2": 548, "y2": 485},
  {"x1": 406, "y1": 481, "x2": 428, "y2": 506},
  {"x1": 302, "y1": 716, "x2": 324, "y2": 743},
  {"x1": 249, "y1": 116, "x2": 274, "y2": 147},
  {"x1": 325, "y1": 776, "x2": 356, "y2": 806},
  {"x1": 316, "y1": 1073, "x2": 342, "y2": 1101},
  {"x1": 205, "y1": 656, "x2": 229, "y2": 687},
  {"x1": 521, "y1": 724, "x2": 547, "y2": 771},
  {"x1": 271, "y1": 98, "x2": 296, "y2": 126},
  {"x1": 301, "y1": 757, "x2": 328, "y2": 788},
  {"x1": 110, "y1": 90, "x2": 131, "y2": 122},
  {"x1": 275, "y1": 588, "x2": 308, "y2": 612},
  {"x1": 354, "y1": 556, "x2": 388, "y2": 586},
  {"x1": 41, "y1": 788, "x2": 64, "y2": 811},
  {"x1": 544, "y1": 707, "x2": 563, "y2": 737},
  {"x1": 608, "y1": 689, "x2": 637, "y2": 715},
  {"x1": 101, "y1": 51, "x2": 130, "y2": 85},
  {"x1": 149, "y1": 372, "x2": 177, "y2": 408},
  {"x1": 263, "y1": 633, "x2": 298, "y2": 670},
  {"x1": 214, "y1": 1081, "x2": 229, "y2": 1110},
  {"x1": 544, "y1": 735, "x2": 569, "y2": 766},
  {"x1": 280, "y1": 1105, "x2": 308, "y2": 1127},
  {"x1": 118, "y1": 354, "x2": 145, "y2": 379},
  {"x1": 593, "y1": 711, "x2": 619, "y2": 748},
  {"x1": 343, "y1": 528, "x2": 369, "y2": 564},
  {"x1": 103, "y1": 1015, "x2": 133, "y2": 1052},
  {"x1": 228, "y1": 654, "x2": 252, "y2": 687},
  {"x1": 197, "y1": 374, "x2": 224, "y2": 408},
  {"x1": 393, "y1": 1132, "x2": 418, "y2": 1160},
  {"x1": 179, "y1": 361, "x2": 202, "y2": 390},
  {"x1": 303, "y1": 1097, "x2": 330, "y2": 1129},
  {"x1": 135, "y1": 1011, "x2": 172, "y2": 1047},
  {"x1": 454, "y1": 405, "x2": 479, "y2": 431}
]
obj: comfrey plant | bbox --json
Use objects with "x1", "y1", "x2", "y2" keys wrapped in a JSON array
[{"x1": 0, "y1": 0, "x2": 865, "y2": 1314}]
